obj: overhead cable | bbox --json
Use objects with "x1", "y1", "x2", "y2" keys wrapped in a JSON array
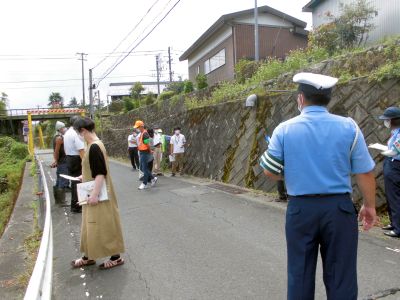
[
  {"x1": 96, "y1": 0, "x2": 181, "y2": 87},
  {"x1": 92, "y1": 0, "x2": 162, "y2": 70}
]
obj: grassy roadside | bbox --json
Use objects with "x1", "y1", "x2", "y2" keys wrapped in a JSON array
[{"x1": 0, "y1": 137, "x2": 29, "y2": 237}]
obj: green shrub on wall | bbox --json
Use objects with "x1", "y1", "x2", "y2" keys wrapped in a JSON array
[
  {"x1": 195, "y1": 74, "x2": 208, "y2": 90},
  {"x1": 158, "y1": 90, "x2": 175, "y2": 102}
]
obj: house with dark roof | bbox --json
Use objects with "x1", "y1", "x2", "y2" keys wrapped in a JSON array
[
  {"x1": 179, "y1": 5, "x2": 308, "y2": 86},
  {"x1": 303, "y1": 0, "x2": 400, "y2": 43}
]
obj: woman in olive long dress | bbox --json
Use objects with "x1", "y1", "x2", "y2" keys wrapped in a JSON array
[{"x1": 71, "y1": 117, "x2": 125, "y2": 269}]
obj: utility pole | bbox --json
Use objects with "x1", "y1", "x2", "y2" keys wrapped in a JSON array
[
  {"x1": 168, "y1": 47, "x2": 173, "y2": 83},
  {"x1": 76, "y1": 52, "x2": 87, "y2": 106},
  {"x1": 89, "y1": 68, "x2": 94, "y2": 120},
  {"x1": 254, "y1": 0, "x2": 259, "y2": 62},
  {"x1": 96, "y1": 90, "x2": 103, "y2": 140},
  {"x1": 156, "y1": 55, "x2": 161, "y2": 96}
]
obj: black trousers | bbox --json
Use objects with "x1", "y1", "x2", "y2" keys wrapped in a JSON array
[
  {"x1": 383, "y1": 158, "x2": 400, "y2": 234},
  {"x1": 286, "y1": 194, "x2": 358, "y2": 300},
  {"x1": 128, "y1": 147, "x2": 139, "y2": 169},
  {"x1": 66, "y1": 155, "x2": 82, "y2": 212}
]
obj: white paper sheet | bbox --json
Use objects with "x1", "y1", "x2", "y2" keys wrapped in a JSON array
[
  {"x1": 77, "y1": 180, "x2": 108, "y2": 205},
  {"x1": 60, "y1": 174, "x2": 82, "y2": 181},
  {"x1": 368, "y1": 143, "x2": 388, "y2": 151}
]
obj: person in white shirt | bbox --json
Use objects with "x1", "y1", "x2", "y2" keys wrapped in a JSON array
[
  {"x1": 152, "y1": 126, "x2": 163, "y2": 175},
  {"x1": 64, "y1": 116, "x2": 85, "y2": 213},
  {"x1": 169, "y1": 127, "x2": 186, "y2": 176},
  {"x1": 127, "y1": 129, "x2": 139, "y2": 170}
]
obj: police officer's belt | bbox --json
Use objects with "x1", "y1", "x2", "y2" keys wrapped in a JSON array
[{"x1": 291, "y1": 193, "x2": 350, "y2": 198}]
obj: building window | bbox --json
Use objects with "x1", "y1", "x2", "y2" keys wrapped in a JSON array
[
  {"x1": 204, "y1": 48, "x2": 226, "y2": 74},
  {"x1": 197, "y1": 65, "x2": 200, "y2": 74}
]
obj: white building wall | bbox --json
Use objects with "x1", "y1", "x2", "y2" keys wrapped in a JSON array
[{"x1": 311, "y1": 0, "x2": 400, "y2": 43}]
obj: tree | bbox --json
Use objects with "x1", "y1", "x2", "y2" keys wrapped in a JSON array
[
  {"x1": 335, "y1": 0, "x2": 378, "y2": 47},
  {"x1": 309, "y1": 0, "x2": 377, "y2": 53},
  {"x1": 0, "y1": 93, "x2": 8, "y2": 114},
  {"x1": 195, "y1": 73, "x2": 208, "y2": 90},
  {"x1": 68, "y1": 97, "x2": 79, "y2": 108},
  {"x1": 48, "y1": 92, "x2": 64, "y2": 108},
  {"x1": 130, "y1": 82, "x2": 144, "y2": 100},
  {"x1": 122, "y1": 96, "x2": 135, "y2": 112}
]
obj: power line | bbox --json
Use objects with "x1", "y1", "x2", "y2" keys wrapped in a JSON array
[
  {"x1": 2, "y1": 84, "x2": 81, "y2": 90},
  {"x1": 96, "y1": 0, "x2": 182, "y2": 87},
  {"x1": 0, "y1": 57, "x2": 76, "y2": 61},
  {"x1": 97, "y1": 0, "x2": 174, "y2": 82},
  {"x1": 0, "y1": 74, "x2": 156, "y2": 84},
  {"x1": 92, "y1": 0, "x2": 162, "y2": 70}
]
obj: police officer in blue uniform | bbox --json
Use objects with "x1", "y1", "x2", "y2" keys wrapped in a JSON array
[
  {"x1": 259, "y1": 72, "x2": 377, "y2": 300},
  {"x1": 379, "y1": 107, "x2": 400, "y2": 238}
]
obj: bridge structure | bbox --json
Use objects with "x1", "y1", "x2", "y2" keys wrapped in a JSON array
[{"x1": 0, "y1": 108, "x2": 86, "y2": 154}]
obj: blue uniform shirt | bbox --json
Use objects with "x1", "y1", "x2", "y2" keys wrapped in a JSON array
[
  {"x1": 387, "y1": 128, "x2": 400, "y2": 160},
  {"x1": 259, "y1": 106, "x2": 375, "y2": 196}
]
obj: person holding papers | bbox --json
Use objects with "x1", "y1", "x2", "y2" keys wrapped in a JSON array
[
  {"x1": 379, "y1": 107, "x2": 400, "y2": 238},
  {"x1": 71, "y1": 117, "x2": 125, "y2": 270}
]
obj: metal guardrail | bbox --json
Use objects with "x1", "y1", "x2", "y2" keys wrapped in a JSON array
[{"x1": 24, "y1": 156, "x2": 53, "y2": 300}]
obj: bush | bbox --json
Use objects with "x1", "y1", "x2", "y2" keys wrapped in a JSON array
[
  {"x1": 0, "y1": 137, "x2": 27, "y2": 236},
  {"x1": 165, "y1": 81, "x2": 185, "y2": 94},
  {"x1": 195, "y1": 74, "x2": 208, "y2": 90},
  {"x1": 145, "y1": 92, "x2": 155, "y2": 106},
  {"x1": 234, "y1": 59, "x2": 261, "y2": 84},
  {"x1": 183, "y1": 80, "x2": 194, "y2": 94},
  {"x1": 10, "y1": 143, "x2": 29, "y2": 160},
  {"x1": 158, "y1": 90, "x2": 175, "y2": 101}
]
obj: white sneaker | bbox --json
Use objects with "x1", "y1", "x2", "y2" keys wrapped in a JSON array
[
  {"x1": 151, "y1": 177, "x2": 158, "y2": 187},
  {"x1": 138, "y1": 183, "x2": 148, "y2": 190}
]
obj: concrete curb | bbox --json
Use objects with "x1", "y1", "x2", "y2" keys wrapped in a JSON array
[{"x1": 0, "y1": 163, "x2": 35, "y2": 298}]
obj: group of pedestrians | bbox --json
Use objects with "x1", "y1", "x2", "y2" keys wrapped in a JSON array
[
  {"x1": 47, "y1": 71, "x2": 400, "y2": 297},
  {"x1": 127, "y1": 120, "x2": 186, "y2": 189}
]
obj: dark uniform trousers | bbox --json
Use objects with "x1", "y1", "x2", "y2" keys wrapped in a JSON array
[
  {"x1": 286, "y1": 194, "x2": 358, "y2": 300},
  {"x1": 383, "y1": 158, "x2": 400, "y2": 234},
  {"x1": 66, "y1": 155, "x2": 82, "y2": 212}
]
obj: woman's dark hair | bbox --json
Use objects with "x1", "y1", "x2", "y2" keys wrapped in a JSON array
[
  {"x1": 174, "y1": 126, "x2": 181, "y2": 131},
  {"x1": 391, "y1": 118, "x2": 400, "y2": 128},
  {"x1": 73, "y1": 117, "x2": 95, "y2": 133},
  {"x1": 147, "y1": 128, "x2": 154, "y2": 138}
]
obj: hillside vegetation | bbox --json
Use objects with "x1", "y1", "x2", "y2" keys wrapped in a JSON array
[{"x1": 0, "y1": 136, "x2": 29, "y2": 236}]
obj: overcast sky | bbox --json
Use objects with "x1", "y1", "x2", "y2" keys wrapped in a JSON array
[{"x1": 0, "y1": 0, "x2": 312, "y2": 109}]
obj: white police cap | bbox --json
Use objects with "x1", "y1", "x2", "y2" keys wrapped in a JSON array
[
  {"x1": 55, "y1": 121, "x2": 66, "y2": 131},
  {"x1": 293, "y1": 72, "x2": 338, "y2": 90}
]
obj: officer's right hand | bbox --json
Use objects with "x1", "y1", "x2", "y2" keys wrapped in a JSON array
[{"x1": 358, "y1": 205, "x2": 377, "y2": 231}]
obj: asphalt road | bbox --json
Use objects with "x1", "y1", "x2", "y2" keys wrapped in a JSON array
[{"x1": 36, "y1": 152, "x2": 400, "y2": 300}]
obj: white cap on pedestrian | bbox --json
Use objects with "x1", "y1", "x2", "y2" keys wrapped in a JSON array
[{"x1": 55, "y1": 121, "x2": 66, "y2": 131}]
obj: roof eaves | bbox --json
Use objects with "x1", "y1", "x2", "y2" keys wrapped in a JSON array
[
  {"x1": 179, "y1": 17, "x2": 227, "y2": 61},
  {"x1": 302, "y1": 0, "x2": 323, "y2": 12},
  {"x1": 179, "y1": 5, "x2": 307, "y2": 62}
]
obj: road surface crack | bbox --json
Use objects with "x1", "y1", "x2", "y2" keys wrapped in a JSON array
[
  {"x1": 363, "y1": 287, "x2": 400, "y2": 299},
  {"x1": 126, "y1": 252, "x2": 155, "y2": 299}
]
